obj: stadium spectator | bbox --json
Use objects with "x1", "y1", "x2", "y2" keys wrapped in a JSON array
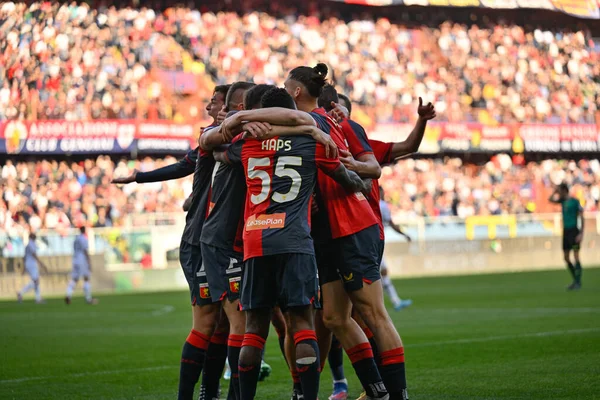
[
  {"x1": 1, "y1": 2, "x2": 598, "y2": 124},
  {"x1": 2, "y1": 157, "x2": 599, "y2": 235}
]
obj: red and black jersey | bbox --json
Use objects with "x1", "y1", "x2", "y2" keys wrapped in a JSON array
[
  {"x1": 310, "y1": 108, "x2": 377, "y2": 240},
  {"x1": 340, "y1": 118, "x2": 373, "y2": 159},
  {"x1": 200, "y1": 134, "x2": 246, "y2": 253},
  {"x1": 368, "y1": 139, "x2": 395, "y2": 240},
  {"x1": 226, "y1": 134, "x2": 341, "y2": 261}
]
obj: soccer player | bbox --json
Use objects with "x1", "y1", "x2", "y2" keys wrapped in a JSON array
[
  {"x1": 550, "y1": 183, "x2": 584, "y2": 290},
  {"x1": 65, "y1": 226, "x2": 97, "y2": 305},
  {"x1": 199, "y1": 81, "x2": 258, "y2": 400},
  {"x1": 285, "y1": 63, "x2": 393, "y2": 400},
  {"x1": 320, "y1": 88, "x2": 436, "y2": 400},
  {"x1": 214, "y1": 87, "x2": 371, "y2": 400},
  {"x1": 112, "y1": 84, "x2": 229, "y2": 400},
  {"x1": 378, "y1": 187, "x2": 412, "y2": 311},
  {"x1": 17, "y1": 232, "x2": 48, "y2": 304}
]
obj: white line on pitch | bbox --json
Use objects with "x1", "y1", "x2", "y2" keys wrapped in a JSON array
[
  {"x1": 409, "y1": 327, "x2": 600, "y2": 348},
  {"x1": 3, "y1": 327, "x2": 598, "y2": 384},
  {"x1": 0, "y1": 365, "x2": 175, "y2": 384}
]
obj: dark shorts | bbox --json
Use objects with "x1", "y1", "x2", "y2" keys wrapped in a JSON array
[
  {"x1": 316, "y1": 224, "x2": 381, "y2": 292},
  {"x1": 200, "y1": 242, "x2": 243, "y2": 303},
  {"x1": 563, "y1": 228, "x2": 581, "y2": 251},
  {"x1": 179, "y1": 240, "x2": 211, "y2": 306},
  {"x1": 241, "y1": 253, "x2": 320, "y2": 312}
]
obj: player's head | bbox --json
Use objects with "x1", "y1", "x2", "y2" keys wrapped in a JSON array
[
  {"x1": 338, "y1": 93, "x2": 352, "y2": 117},
  {"x1": 284, "y1": 63, "x2": 328, "y2": 101},
  {"x1": 558, "y1": 183, "x2": 570, "y2": 199},
  {"x1": 261, "y1": 88, "x2": 297, "y2": 110},
  {"x1": 29, "y1": 232, "x2": 36, "y2": 240},
  {"x1": 244, "y1": 84, "x2": 276, "y2": 110},
  {"x1": 317, "y1": 84, "x2": 339, "y2": 112},
  {"x1": 206, "y1": 84, "x2": 231, "y2": 121},
  {"x1": 226, "y1": 81, "x2": 255, "y2": 111}
]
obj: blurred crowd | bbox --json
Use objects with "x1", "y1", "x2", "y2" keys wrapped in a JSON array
[
  {"x1": 2, "y1": 157, "x2": 598, "y2": 235},
  {"x1": 380, "y1": 156, "x2": 600, "y2": 220},
  {"x1": 1, "y1": 1, "x2": 599, "y2": 124},
  {"x1": 0, "y1": 157, "x2": 192, "y2": 237}
]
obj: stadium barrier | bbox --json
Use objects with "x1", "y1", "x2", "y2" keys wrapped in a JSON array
[{"x1": 1, "y1": 213, "x2": 598, "y2": 298}]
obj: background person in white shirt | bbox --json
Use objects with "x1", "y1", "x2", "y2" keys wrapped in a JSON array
[
  {"x1": 65, "y1": 226, "x2": 97, "y2": 304},
  {"x1": 17, "y1": 233, "x2": 49, "y2": 303}
]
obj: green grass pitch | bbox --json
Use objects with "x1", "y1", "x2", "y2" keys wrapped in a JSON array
[{"x1": 1, "y1": 269, "x2": 599, "y2": 400}]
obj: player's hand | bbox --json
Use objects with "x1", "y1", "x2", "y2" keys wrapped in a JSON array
[
  {"x1": 111, "y1": 169, "x2": 138, "y2": 184},
  {"x1": 220, "y1": 116, "x2": 239, "y2": 142},
  {"x1": 312, "y1": 129, "x2": 338, "y2": 159},
  {"x1": 328, "y1": 102, "x2": 349, "y2": 122},
  {"x1": 575, "y1": 233, "x2": 583, "y2": 244},
  {"x1": 339, "y1": 149, "x2": 358, "y2": 171},
  {"x1": 417, "y1": 97, "x2": 436, "y2": 121},
  {"x1": 217, "y1": 105, "x2": 228, "y2": 125},
  {"x1": 243, "y1": 121, "x2": 272, "y2": 139}
]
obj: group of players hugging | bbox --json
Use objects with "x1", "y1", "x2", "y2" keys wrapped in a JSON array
[{"x1": 112, "y1": 63, "x2": 437, "y2": 400}]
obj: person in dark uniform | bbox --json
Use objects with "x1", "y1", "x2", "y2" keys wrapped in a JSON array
[{"x1": 550, "y1": 183, "x2": 584, "y2": 290}]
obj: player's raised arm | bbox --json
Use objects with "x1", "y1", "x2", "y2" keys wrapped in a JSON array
[
  {"x1": 111, "y1": 148, "x2": 198, "y2": 184},
  {"x1": 387, "y1": 98, "x2": 436, "y2": 160}
]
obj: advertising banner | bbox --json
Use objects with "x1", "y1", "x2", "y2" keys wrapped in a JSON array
[
  {"x1": 328, "y1": 0, "x2": 599, "y2": 18},
  {"x1": 368, "y1": 122, "x2": 599, "y2": 154},
  {"x1": 0, "y1": 120, "x2": 197, "y2": 155}
]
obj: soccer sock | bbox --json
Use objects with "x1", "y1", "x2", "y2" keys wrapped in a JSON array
[
  {"x1": 347, "y1": 342, "x2": 387, "y2": 398},
  {"x1": 291, "y1": 367, "x2": 303, "y2": 396},
  {"x1": 66, "y1": 279, "x2": 76, "y2": 298},
  {"x1": 228, "y1": 334, "x2": 244, "y2": 399},
  {"x1": 294, "y1": 330, "x2": 321, "y2": 400},
  {"x1": 328, "y1": 335, "x2": 346, "y2": 382},
  {"x1": 575, "y1": 262, "x2": 583, "y2": 284},
  {"x1": 83, "y1": 281, "x2": 91, "y2": 301},
  {"x1": 178, "y1": 329, "x2": 210, "y2": 400},
  {"x1": 34, "y1": 282, "x2": 41, "y2": 302},
  {"x1": 382, "y1": 276, "x2": 402, "y2": 308},
  {"x1": 566, "y1": 261, "x2": 576, "y2": 280},
  {"x1": 379, "y1": 347, "x2": 408, "y2": 400},
  {"x1": 202, "y1": 331, "x2": 229, "y2": 399},
  {"x1": 363, "y1": 327, "x2": 381, "y2": 365},
  {"x1": 239, "y1": 333, "x2": 265, "y2": 399},
  {"x1": 20, "y1": 281, "x2": 35, "y2": 295}
]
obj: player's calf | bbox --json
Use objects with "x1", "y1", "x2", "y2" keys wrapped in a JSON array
[
  {"x1": 350, "y1": 282, "x2": 407, "y2": 400},
  {"x1": 239, "y1": 308, "x2": 270, "y2": 400},
  {"x1": 288, "y1": 306, "x2": 321, "y2": 400}
]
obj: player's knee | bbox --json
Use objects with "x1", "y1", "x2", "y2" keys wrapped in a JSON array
[
  {"x1": 295, "y1": 341, "x2": 317, "y2": 361},
  {"x1": 563, "y1": 253, "x2": 571, "y2": 263},
  {"x1": 355, "y1": 302, "x2": 389, "y2": 328},
  {"x1": 192, "y1": 304, "x2": 220, "y2": 332},
  {"x1": 322, "y1": 311, "x2": 348, "y2": 333}
]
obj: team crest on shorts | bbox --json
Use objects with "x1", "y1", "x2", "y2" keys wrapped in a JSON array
[
  {"x1": 342, "y1": 272, "x2": 354, "y2": 282},
  {"x1": 229, "y1": 276, "x2": 241, "y2": 293},
  {"x1": 200, "y1": 283, "x2": 211, "y2": 299}
]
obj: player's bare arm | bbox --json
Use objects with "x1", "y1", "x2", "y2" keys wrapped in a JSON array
[
  {"x1": 233, "y1": 108, "x2": 317, "y2": 127},
  {"x1": 389, "y1": 98, "x2": 437, "y2": 160},
  {"x1": 325, "y1": 164, "x2": 372, "y2": 195},
  {"x1": 338, "y1": 149, "x2": 381, "y2": 179},
  {"x1": 199, "y1": 125, "x2": 228, "y2": 151},
  {"x1": 328, "y1": 102, "x2": 349, "y2": 123},
  {"x1": 391, "y1": 222, "x2": 412, "y2": 242},
  {"x1": 576, "y1": 208, "x2": 585, "y2": 243},
  {"x1": 246, "y1": 123, "x2": 338, "y2": 159}
]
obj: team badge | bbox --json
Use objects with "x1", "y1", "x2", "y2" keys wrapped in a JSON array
[
  {"x1": 229, "y1": 276, "x2": 241, "y2": 293},
  {"x1": 200, "y1": 283, "x2": 211, "y2": 299},
  {"x1": 342, "y1": 273, "x2": 354, "y2": 282}
]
